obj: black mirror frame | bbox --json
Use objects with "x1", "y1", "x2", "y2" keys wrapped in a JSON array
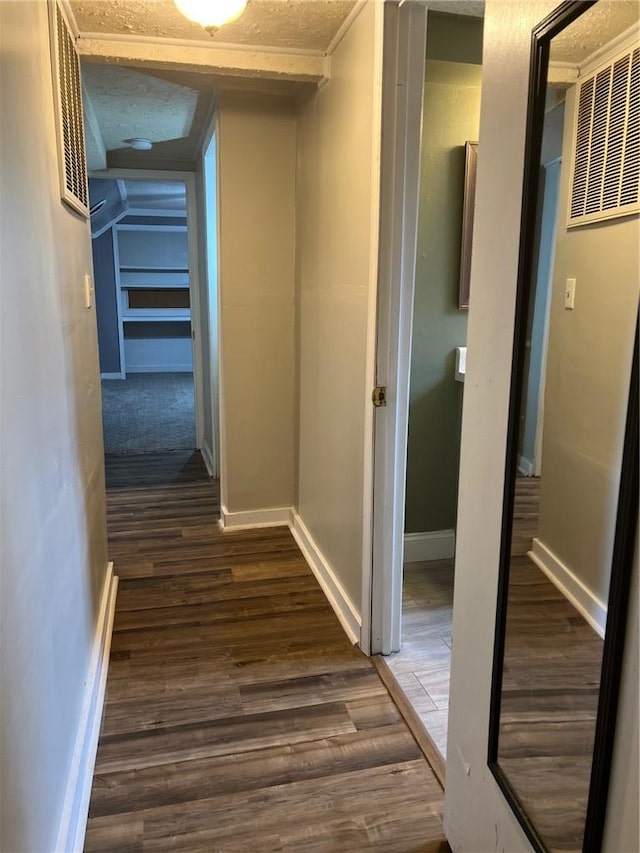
[{"x1": 486, "y1": 2, "x2": 640, "y2": 852}]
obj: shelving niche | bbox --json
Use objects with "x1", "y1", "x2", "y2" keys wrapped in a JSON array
[{"x1": 114, "y1": 223, "x2": 193, "y2": 374}]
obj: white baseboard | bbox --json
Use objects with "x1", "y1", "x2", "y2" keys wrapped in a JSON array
[
  {"x1": 124, "y1": 364, "x2": 193, "y2": 373},
  {"x1": 290, "y1": 510, "x2": 361, "y2": 646},
  {"x1": 517, "y1": 454, "x2": 534, "y2": 476},
  {"x1": 403, "y1": 529, "x2": 455, "y2": 563},
  {"x1": 220, "y1": 504, "x2": 291, "y2": 531},
  {"x1": 529, "y1": 538, "x2": 607, "y2": 638},
  {"x1": 200, "y1": 442, "x2": 215, "y2": 478},
  {"x1": 55, "y1": 563, "x2": 119, "y2": 853},
  {"x1": 100, "y1": 372, "x2": 123, "y2": 380}
]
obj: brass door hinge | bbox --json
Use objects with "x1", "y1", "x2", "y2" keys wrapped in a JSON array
[{"x1": 372, "y1": 386, "x2": 387, "y2": 408}]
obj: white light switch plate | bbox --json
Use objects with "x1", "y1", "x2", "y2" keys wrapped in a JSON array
[
  {"x1": 564, "y1": 277, "x2": 576, "y2": 310},
  {"x1": 84, "y1": 273, "x2": 93, "y2": 309}
]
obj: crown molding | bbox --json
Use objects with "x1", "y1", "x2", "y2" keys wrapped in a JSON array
[
  {"x1": 578, "y1": 21, "x2": 639, "y2": 79},
  {"x1": 326, "y1": 0, "x2": 368, "y2": 56},
  {"x1": 76, "y1": 29, "x2": 327, "y2": 58},
  {"x1": 76, "y1": 34, "x2": 327, "y2": 84},
  {"x1": 57, "y1": 0, "x2": 79, "y2": 39}
]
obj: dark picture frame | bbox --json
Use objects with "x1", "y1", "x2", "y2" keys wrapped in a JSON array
[
  {"x1": 486, "y1": 2, "x2": 639, "y2": 851},
  {"x1": 458, "y1": 141, "x2": 478, "y2": 310}
]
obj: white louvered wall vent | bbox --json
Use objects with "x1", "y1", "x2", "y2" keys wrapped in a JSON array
[
  {"x1": 49, "y1": 1, "x2": 89, "y2": 218},
  {"x1": 568, "y1": 42, "x2": 639, "y2": 228}
]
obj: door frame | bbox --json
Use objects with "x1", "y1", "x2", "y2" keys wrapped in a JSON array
[
  {"x1": 199, "y1": 115, "x2": 223, "y2": 484},
  {"x1": 532, "y1": 156, "x2": 561, "y2": 477},
  {"x1": 368, "y1": 0, "x2": 428, "y2": 655},
  {"x1": 89, "y1": 168, "x2": 206, "y2": 453}
]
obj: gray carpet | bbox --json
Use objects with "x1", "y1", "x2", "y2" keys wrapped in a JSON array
[{"x1": 101, "y1": 373, "x2": 196, "y2": 454}]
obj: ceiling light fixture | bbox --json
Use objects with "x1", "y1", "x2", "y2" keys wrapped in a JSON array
[
  {"x1": 127, "y1": 137, "x2": 153, "y2": 151},
  {"x1": 173, "y1": 0, "x2": 248, "y2": 34}
]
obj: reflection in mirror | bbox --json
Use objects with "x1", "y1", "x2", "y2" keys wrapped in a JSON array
[{"x1": 491, "y1": 2, "x2": 639, "y2": 852}]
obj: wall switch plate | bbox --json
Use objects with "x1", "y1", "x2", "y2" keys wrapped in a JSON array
[
  {"x1": 564, "y1": 277, "x2": 576, "y2": 310},
  {"x1": 84, "y1": 273, "x2": 93, "y2": 309}
]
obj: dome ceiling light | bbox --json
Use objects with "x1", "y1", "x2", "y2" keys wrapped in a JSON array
[
  {"x1": 126, "y1": 137, "x2": 153, "y2": 151},
  {"x1": 173, "y1": 0, "x2": 249, "y2": 34}
]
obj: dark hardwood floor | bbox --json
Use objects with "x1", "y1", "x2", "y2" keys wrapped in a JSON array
[
  {"x1": 85, "y1": 451, "x2": 448, "y2": 852},
  {"x1": 499, "y1": 476, "x2": 604, "y2": 852}
]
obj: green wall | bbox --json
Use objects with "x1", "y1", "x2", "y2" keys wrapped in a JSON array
[{"x1": 404, "y1": 14, "x2": 483, "y2": 534}]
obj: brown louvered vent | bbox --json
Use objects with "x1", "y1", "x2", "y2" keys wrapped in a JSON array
[
  {"x1": 49, "y1": 1, "x2": 89, "y2": 217},
  {"x1": 568, "y1": 43, "x2": 639, "y2": 227}
]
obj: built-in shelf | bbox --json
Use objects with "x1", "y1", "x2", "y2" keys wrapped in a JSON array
[
  {"x1": 113, "y1": 222, "x2": 192, "y2": 375},
  {"x1": 119, "y1": 265, "x2": 189, "y2": 272},
  {"x1": 122, "y1": 314, "x2": 191, "y2": 323}
]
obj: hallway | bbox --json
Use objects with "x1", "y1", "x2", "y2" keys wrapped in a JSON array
[{"x1": 85, "y1": 452, "x2": 447, "y2": 852}]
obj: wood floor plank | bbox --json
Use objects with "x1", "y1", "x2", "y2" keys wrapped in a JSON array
[{"x1": 85, "y1": 452, "x2": 448, "y2": 851}]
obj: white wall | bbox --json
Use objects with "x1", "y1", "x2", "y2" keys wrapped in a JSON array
[
  {"x1": 295, "y1": 0, "x2": 382, "y2": 616},
  {"x1": 217, "y1": 93, "x2": 297, "y2": 513},
  {"x1": 445, "y1": 1, "x2": 639, "y2": 850},
  {"x1": 0, "y1": 3, "x2": 109, "y2": 850}
]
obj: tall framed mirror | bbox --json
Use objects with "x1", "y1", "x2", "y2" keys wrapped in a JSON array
[{"x1": 488, "y1": 2, "x2": 639, "y2": 851}]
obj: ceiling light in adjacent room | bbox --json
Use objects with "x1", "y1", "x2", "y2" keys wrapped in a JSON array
[
  {"x1": 127, "y1": 138, "x2": 153, "y2": 151},
  {"x1": 173, "y1": 0, "x2": 248, "y2": 33}
]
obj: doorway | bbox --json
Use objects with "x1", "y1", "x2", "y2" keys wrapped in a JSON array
[
  {"x1": 373, "y1": 17, "x2": 567, "y2": 777},
  {"x1": 374, "y1": 9, "x2": 483, "y2": 770},
  {"x1": 90, "y1": 177, "x2": 199, "y2": 462}
]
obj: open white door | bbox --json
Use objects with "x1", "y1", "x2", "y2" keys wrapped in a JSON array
[{"x1": 369, "y1": 0, "x2": 427, "y2": 655}]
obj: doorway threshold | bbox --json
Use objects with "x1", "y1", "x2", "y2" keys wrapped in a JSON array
[{"x1": 374, "y1": 559, "x2": 454, "y2": 787}]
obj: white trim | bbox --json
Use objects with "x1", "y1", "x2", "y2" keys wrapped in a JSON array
[
  {"x1": 517, "y1": 454, "x2": 534, "y2": 477},
  {"x1": 115, "y1": 223, "x2": 187, "y2": 234},
  {"x1": 90, "y1": 168, "x2": 194, "y2": 182},
  {"x1": 290, "y1": 511, "x2": 361, "y2": 647},
  {"x1": 547, "y1": 61, "x2": 579, "y2": 86},
  {"x1": 198, "y1": 116, "x2": 222, "y2": 482},
  {"x1": 220, "y1": 505, "x2": 291, "y2": 531},
  {"x1": 529, "y1": 538, "x2": 607, "y2": 638},
  {"x1": 76, "y1": 36, "x2": 326, "y2": 85},
  {"x1": 100, "y1": 372, "x2": 123, "y2": 380},
  {"x1": 369, "y1": 0, "x2": 427, "y2": 655},
  {"x1": 123, "y1": 363, "x2": 193, "y2": 373},
  {"x1": 58, "y1": 0, "x2": 79, "y2": 38},
  {"x1": 123, "y1": 208, "x2": 187, "y2": 219},
  {"x1": 403, "y1": 530, "x2": 456, "y2": 563},
  {"x1": 76, "y1": 30, "x2": 327, "y2": 58},
  {"x1": 213, "y1": 122, "x2": 227, "y2": 503},
  {"x1": 325, "y1": 0, "x2": 367, "y2": 57},
  {"x1": 178, "y1": 174, "x2": 205, "y2": 451},
  {"x1": 111, "y1": 227, "x2": 127, "y2": 378},
  {"x1": 360, "y1": 0, "x2": 386, "y2": 658},
  {"x1": 200, "y1": 441, "x2": 215, "y2": 478},
  {"x1": 55, "y1": 564, "x2": 118, "y2": 853},
  {"x1": 91, "y1": 208, "x2": 128, "y2": 240},
  {"x1": 578, "y1": 22, "x2": 640, "y2": 79}
]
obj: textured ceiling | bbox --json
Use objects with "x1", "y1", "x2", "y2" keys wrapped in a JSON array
[
  {"x1": 76, "y1": 0, "x2": 356, "y2": 168},
  {"x1": 551, "y1": 0, "x2": 639, "y2": 64},
  {"x1": 70, "y1": 0, "x2": 356, "y2": 51},
  {"x1": 82, "y1": 62, "x2": 215, "y2": 168}
]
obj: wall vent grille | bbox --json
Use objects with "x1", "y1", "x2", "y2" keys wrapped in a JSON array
[
  {"x1": 568, "y1": 43, "x2": 639, "y2": 227},
  {"x1": 49, "y1": 1, "x2": 88, "y2": 217}
]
